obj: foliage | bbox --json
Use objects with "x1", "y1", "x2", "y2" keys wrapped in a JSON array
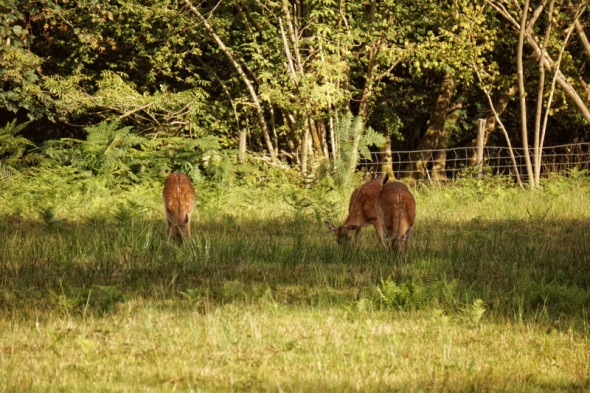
[
  {"x1": 0, "y1": 1, "x2": 54, "y2": 119},
  {"x1": 0, "y1": 119, "x2": 238, "y2": 196},
  {"x1": 0, "y1": 120, "x2": 44, "y2": 182},
  {"x1": 1, "y1": 0, "x2": 590, "y2": 181},
  {"x1": 0, "y1": 120, "x2": 35, "y2": 167},
  {"x1": 0, "y1": 119, "x2": 311, "y2": 199},
  {"x1": 332, "y1": 112, "x2": 387, "y2": 186},
  {"x1": 44, "y1": 71, "x2": 210, "y2": 136},
  {"x1": 369, "y1": 276, "x2": 461, "y2": 311},
  {"x1": 49, "y1": 284, "x2": 125, "y2": 318}
]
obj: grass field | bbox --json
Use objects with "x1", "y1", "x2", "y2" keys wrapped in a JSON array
[{"x1": 1, "y1": 173, "x2": 589, "y2": 392}]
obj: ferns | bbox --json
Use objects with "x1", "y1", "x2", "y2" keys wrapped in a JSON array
[
  {"x1": 369, "y1": 276, "x2": 460, "y2": 311},
  {"x1": 0, "y1": 163, "x2": 18, "y2": 182},
  {"x1": 1, "y1": 119, "x2": 294, "y2": 201},
  {"x1": 336, "y1": 111, "x2": 360, "y2": 146},
  {"x1": 0, "y1": 120, "x2": 37, "y2": 167},
  {"x1": 367, "y1": 276, "x2": 487, "y2": 324},
  {"x1": 2, "y1": 113, "x2": 390, "y2": 190},
  {"x1": 333, "y1": 112, "x2": 387, "y2": 186},
  {"x1": 31, "y1": 121, "x2": 224, "y2": 186}
]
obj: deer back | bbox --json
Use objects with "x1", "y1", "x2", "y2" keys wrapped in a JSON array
[
  {"x1": 343, "y1": 177, "x2": 383, "y2": 228},
  {"x1": 163, "y1": 173, "x2": 195, "y2": 225},
  {"x1": 378, "y1": 181, "x2": 415, "y2": 240}
]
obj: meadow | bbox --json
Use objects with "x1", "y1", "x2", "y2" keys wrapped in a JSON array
[{"x1": 1, "y1": 172, "x2": 589, "y2": 392}]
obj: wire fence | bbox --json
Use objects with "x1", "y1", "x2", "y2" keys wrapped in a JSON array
[
  {"x1": 263, "y1": 142, "x2": 590, "y2": 181},
  {"x1": 362, "y1": 142, "x2": 590, "y2": 180}
]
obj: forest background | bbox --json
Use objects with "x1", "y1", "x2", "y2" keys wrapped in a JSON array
[{"x1": 2, "y1": 0, "x2": 590, "y2": 188}]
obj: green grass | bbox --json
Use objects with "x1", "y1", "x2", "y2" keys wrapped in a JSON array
[{"x1": 1, "y1": 174, "x2": 589, "y2": 391}]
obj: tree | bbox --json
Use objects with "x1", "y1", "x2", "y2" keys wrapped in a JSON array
[
  {"x1": 2, "y1": 0, "x2": 589, "y2": 181},
  {"x1": 408, "y1": 71, "x2": 456, "y2": 180},
  {"x1": 0, "y1": 1, "x2": 55, "y2": 119},
  {"x1": 182, "y1": 0, "x2": 278, "y2": 162},
  {"x1": 487, "y1": 0, "x2": 589, "y2": 187}
]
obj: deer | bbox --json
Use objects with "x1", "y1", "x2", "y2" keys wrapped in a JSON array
[
  {"x1": 162, "y1": 172, "x2": 195, "y2": 242},
  {"x1": 377, "y1": 175, "x2": 416, "y2": 252},
  {"x1": 324, "y1": 177, "x2": 385, "y2": 245}
]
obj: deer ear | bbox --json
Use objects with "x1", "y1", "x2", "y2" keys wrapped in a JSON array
[{"x1": 324, "y1": 221, "x2": 336, "y2": 232}]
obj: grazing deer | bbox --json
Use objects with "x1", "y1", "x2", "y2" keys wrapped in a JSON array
[
  {"x1": 324, "y1": 177, "x2": 385, "y2": 245},
  {"x1": 377, "y1": 175, "x2": 416, "y2": 252},
  {"x1": 162, "y1": 173, "x2": 195, "y2": 242}
]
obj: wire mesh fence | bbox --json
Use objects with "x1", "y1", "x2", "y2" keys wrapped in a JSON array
[
  {"x1": 363, "y1": 142, "x2": 590, "y2": 180},
  {"x1": 264, "y1": 142, "x2": 590, "y2": 181}
]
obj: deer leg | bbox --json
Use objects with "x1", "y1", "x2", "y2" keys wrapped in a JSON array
[
  {"x1": 166, "y1": 216, "x2": 173, "y2": 242},
  {"x1": 373, "y1": 221, "x2": 385, "y2": 247},
  {"x1": 180, "y1": 213, "x2": 192, "y2": 240},
  {"x1": 399, "y1": 225, "x2": 413, "y2": 252},
  {"x1": 184, "y1": 219, "x2": 191, "y2": 239}
]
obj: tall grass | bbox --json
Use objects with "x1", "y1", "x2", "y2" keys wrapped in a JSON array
[{"x1": 0, "y1": 173, "x2": 589, "y2": 391}]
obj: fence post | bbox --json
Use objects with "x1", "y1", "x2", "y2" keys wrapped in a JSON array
[
  {"x1": 238, "y1": 130, "x2": 247, "y2": 163},
  {"x1": 476, "y1": 118, "x2": 486, "y2": 178}
]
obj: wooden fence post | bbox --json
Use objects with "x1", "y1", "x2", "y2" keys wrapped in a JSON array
[{"x1": 476, "y1": 118, "x2": 486, "y2": 178}]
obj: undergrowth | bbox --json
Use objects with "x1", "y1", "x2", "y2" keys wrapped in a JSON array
[{"x1": 1, "y1": 168, "x2": 589, "y2": 331}]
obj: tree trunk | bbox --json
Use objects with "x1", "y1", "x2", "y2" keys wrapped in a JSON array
[
  {"x1": 280, "y1": 2, "x2": 319, "y2": 170},
  {"x1": 315, "y1": 117, "x2": 330, "y2": 159},
  {"x1": 301, "y1": 117, "x2": 310, "y2": 174},
  {"x1": 318, "y1": 34, "x2": 337, "y2": 161},
  {"x1": 536, "y1": 6, "x2": 581, "y2": 186},
  {"x1": 533, "y1": 0, "x2": 555, "y2": 187},
  {"x1": 379, "y1": 141, "x2": 395, "y2": 179},
  {"x1": 476, "y1": 119, "x2": 486, "y2": 177},
  {"x1": 309, "y1": 115, "x2": 323, "y2": 156},
  {"x1": 517, "y1": 0, "x2": 535, "y2": 188},
  {"x1": 348, "y1": 41, "x2": 382, "y2": 176},
  {"x1": 353, "y1": 0, "x2": 382, "y2": 176},
  {"x1": 432, "y1": 97, "x2": 464, "y2": 180},
  {"x1": 408, "y1": 71, "x2": 455, "y2": 179},
  {"x1": 281, "y1": 0, "x2": 303, "y2": 78}
]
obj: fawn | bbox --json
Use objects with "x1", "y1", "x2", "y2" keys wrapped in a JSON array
[
  {"x1": 162, "y1": 173, "x2": 195, "y2": 242},
  {"x1": 377, "y1": 175, "x2": 416, "y2": 252},
  {"x1": 324, "y1": 177, "x2": 385, "y2": 245}
]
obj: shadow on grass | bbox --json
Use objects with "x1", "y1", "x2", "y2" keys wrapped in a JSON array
[{"x1": 1, "y1": 214, "x2": 589, "y2": 324}]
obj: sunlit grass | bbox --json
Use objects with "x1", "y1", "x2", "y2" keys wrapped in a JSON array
[{"x1": 2, "y1": 303, "x2": 588, "y2": 392}]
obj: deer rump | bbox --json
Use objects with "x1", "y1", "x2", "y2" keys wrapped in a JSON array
[
  {"x1": 377, "y1": 181, "x2": 415, "y2": 249},
  {"x1": 163, "y1": 173, "x2": 195, "y2": 240}
]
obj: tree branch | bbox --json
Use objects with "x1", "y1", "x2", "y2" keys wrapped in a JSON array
[
  {"x1": 182, "y1": 0, "x2": 278, "y2": 161},
  {"x1": 473, "y1": 61, "x2": 524, "y2": 189}
]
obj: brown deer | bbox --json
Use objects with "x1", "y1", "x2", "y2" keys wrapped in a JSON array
[
  {"x1": 162, "y1": 173, "x2": 195, "y2": 242},
  {"x1": 377, "y1": 175, "x2": 416, "y2": 252},
  {"x1": 324, "y1": 177, "x2": 385, "y2": 245}
]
